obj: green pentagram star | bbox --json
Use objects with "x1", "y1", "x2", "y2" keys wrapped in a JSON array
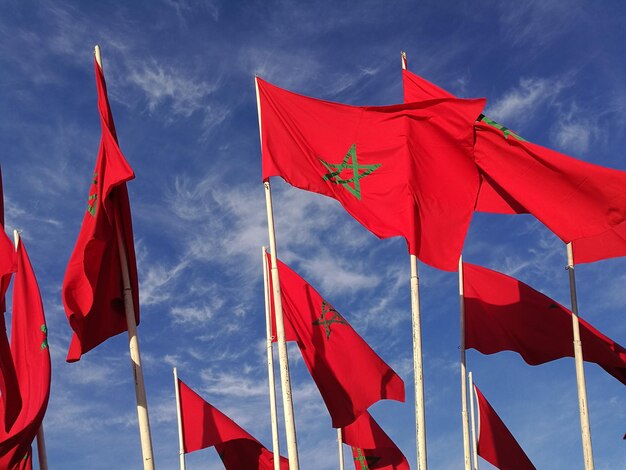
[
  {"x1": 479, "y1": 114, "x2": 526, "y2": 141},
  {"x1": 320, "y1": 144, "x2": 381, "y2": 200},
  {"x1": 313, "y1": 300, "x2": 347, "y2": 340},
  {"x1": 353, "y1": 447, "x2": 381, "y2": 469}
]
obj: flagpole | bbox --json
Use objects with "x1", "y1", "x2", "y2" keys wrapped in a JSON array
[
  {"x1": 36, "y1": 425, "x2": 48, "y2": 470},
  {"x1": 262, "y1": 246, "x2": 281, "y2": 470},
  {"x1": 468, "y1": 372, "x2": 478, "y2": 470},
  {"x1": 337, "y1": 428, "x2": 345, "y2": 470},
  {"x1": 256, "y1": 76, "x2": 300, "y2": 470},
  {"x1": 402, "y1": 52, "x2": 428, "y2": 470},
  {"x1": 566, "y1": 242, "x2": 594, "y2": 470},
  {"x1": 95, "y1": 45, "x2": 155, "y2": 470},
  {"x1": 458, "y1": 256, "x2": 471, "y2": 470},
  {"x1": 173, "y1": 368, "x2": 186, "y2": 470}
]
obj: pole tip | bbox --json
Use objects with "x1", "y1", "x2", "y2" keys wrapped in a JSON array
[{"x1": 13, "y1": 229, "x2": 21, "y2": 249}]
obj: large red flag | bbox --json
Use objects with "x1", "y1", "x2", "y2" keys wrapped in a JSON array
[
  {"x1": 0, "y1": 166, "x2": 21, "y2": 432},
  {"x1": 267, "y1": 254, "x2": 405, "y2": 428},
  {"x1": 474, "y1": 384, "x2": 536, "y2": 470},
  {"x1": 0, "y1": 239, "x2": 51, "y2": 468},
  {"x1": 62, "y1": 58, "x2": 139, "y2": 362},
  {"x1": 258, "y1": 77, "x2": 485, "y2": 271},
  {"x1": 403, "y1": 69, "x2": 626, "y2": 263},
  {"x1": 178, "y1": 379, "x2": 288, "y2": 469},
  {"x1": 463, "y1": 262, "x2": 626, "y2": 385},
  {"x1": 342, "y1": 411, "x2": 409, "y2": 470}
]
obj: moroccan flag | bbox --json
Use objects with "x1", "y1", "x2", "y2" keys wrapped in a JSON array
[
  {"x1": 267, "y1": 254, "x2": 405, "y2": 428},
  {"x1": 342, "y1": 411, "x2": 409, "y2": 470},
  {"x1": 0, "y1": 165, "x2": 21, "y2": 432},
  {"x1": 463, "y1": 262, "x2": 626, "y2": 385},
  {"x1": 62, "y1": 58, "x2": 139, "y2": 362},
  {"x1": 403, "y1": 69, "x2": 626, "y2": 263},
  {"x1": 258, "y1": 77, "x2": 485, "y2": 271},
  {"x1": 474, "y1": 384, "x2": 536, "y2": 470},
  {"x1": 0, "y1": 239, "x2": 51, "y2": 469},
  {"x1": 177, "y1": 378, "x2": 288, "y2": 469}
]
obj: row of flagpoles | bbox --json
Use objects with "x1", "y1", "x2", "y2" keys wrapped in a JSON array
[{"x1": 2, "y1": 43, "x2": 626, "y2": 470}]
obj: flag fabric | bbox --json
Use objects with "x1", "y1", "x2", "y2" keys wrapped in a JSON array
[
  {"x1": 177, "y1": 378, "x2": 288, "y2": 469},
  {"x1": 0, "y1": 239, "x2": 51, "y2": 469},
  {"x1": 342, "y1": 411, "x2": 409, "y2": 470},
  {"x1": 258, "y1": 77, "x2": 485, "y2": 271},
  {"x1": 403, "y1": 68, "x2": 626, "y2": 263},
  {"x1": 463, "y1": 262, "x2": 626, "y2": 385},
  {"x1": 62, "y1": 58, "x2": 139, "y2": 362},
  {"x1": 267, "y1": 254, "x2": 405, "y2": 428},
  {"x1": 474, "y1": 384, "x2": 536, "y2": 470},
  {"x1": 0, "y1": 166, "x2": 21, "y2": 432}
]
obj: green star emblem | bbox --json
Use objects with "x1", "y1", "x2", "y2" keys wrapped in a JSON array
[
  {"x1": 479, "y1": 114, "x2": 526, "y2": 141},
  {"x1": 41, "y1": 324, "x2": 48, "y2": 350},
  {"x1": 87, "y1": 171, "x2": 98, "y2": 217},
  {"x1": 353, "y1": 447, "x2": 381, "y2": 469},
  {"x1": 320, "y1": 144, "x2": 381, "y2": 200},
  {"x1": 313, "y1": 300, "x2": 347, "y2": 340}
]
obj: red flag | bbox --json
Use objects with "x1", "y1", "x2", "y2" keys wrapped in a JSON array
[
  {"x1": 0, "y1": 239, "x2": 51, "y2": 468},
  {"x1": 463, "y1": 262, "x2": 626, "y2": 385},
  {"x1": 62, "y1": 58, "x2": 139, "y2": 362},
  {"x1": 403, "y1": 69, "x2": 626, "y2": 262},
  {"x1": 178, "y1": 378, "x2": 288, "y2": 469},
  {"x1": 342, "y1": 411, "x2": 409, "y2": 470},
  {"x1": 258, "y1": 77, "x2": 485, "y2": 271},
  {"x1": 474, "y1": 384, "x2": 536, "y2": 470},
  {"x1": 0, "y1": 166, "x2": 21, "y2": 432},
  {"x1": 267, "y1": 254, "x2": 405, "y2": 428}
]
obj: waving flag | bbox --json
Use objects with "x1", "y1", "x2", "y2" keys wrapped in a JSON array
[
  {"x1": 0, "y1": 239, "x2": 51, "y2": 468},
  {"x1": 463, "y1": 262, "x2": 626, "y2": 385},
  {"x1": 267, "y1": 254, "x2": 405, "y2": 428},
  {"x1": 258, "y1": 77, "x2": 485, "y2": 271},
  {"x1": 342, "y1": 411, "x2": 409, "y2": 470},
  {"x1": 474, "y1": 384, "x2": 536, "y2": 470},
  {"x1": 62, "y1": 58, "x2": 139, "y2": 362},
  {"x1": 178, "y1": 378, "x2": 288, "y2": 469},
  {"x1": 0, "y1": 166, "x2": 20, "y2": 432},
  {"x1": 403, "y1": 68, "x2": 626, "y2": 263}
]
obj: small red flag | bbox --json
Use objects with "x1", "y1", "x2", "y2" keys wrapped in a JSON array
[
  {"x1": 258, "y1": 77, "x2": 485, "y2": 271},
  {"x1": 463, "y1": 262, "x2": 626, "y2": 385},
  {"x1": 267, "y1": 254, "x2": 405, "y2": 428},
  {"x1": 0, "y1": 239, "x2": 51, "y2": 468},
  {"x1": 62, "y1": 59, "x2": 139, "y2": 362},
  {"x1": 474, "y1": 384, "x2": 536, "y2": 470},
  {"x1": 178, "y1": 378, "x2": 288, "y2": 469},
  {"x1": 342, "y1": 411, "x2": 409, "y2": 470},
  {"x1": 0, "y1": 166, "x2": 21, "y2": 432}
]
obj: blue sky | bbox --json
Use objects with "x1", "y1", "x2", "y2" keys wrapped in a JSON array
[{"x1": 1, "y1": 0, "x2": 625, "y2": 468}]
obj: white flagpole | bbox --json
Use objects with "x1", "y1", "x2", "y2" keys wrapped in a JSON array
[
  {"x1": 458, "y1": 256, "x2": 471, "y2": 470},
  {"x1": 468, "y1": 372, "x2": 478, "y2": 470},
  {"x1": 95, "y1": 45, "x2": 155, "y2": 470},
  {"x1": 566, "y1": 243, "x2": 594, "y2": 470},
  {"x1": 173, "y1": 368, "x2": 186, "y2": 470},
  {"x1": 255, "y1": 76, "x2": 300, "y2": 470},
  {"x1": 262, "y1": 246, "x2": 281, "y2": 470},
  {"x1": 402, "y1": 52, "x2": 428, "y2": 470},
  {"x1": 337, "y1": 428, "x2": 345, "y2": 470}
]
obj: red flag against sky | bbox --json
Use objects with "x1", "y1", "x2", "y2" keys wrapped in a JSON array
[
  {"x1": 0, "y1": 239, "x2": 51, "y2": 468},
  {"x1": 403, "y1": 69, "x2": 626, "y2": 263},
  {"x1": 62, "y1": 59, "x2": 139, "y2": 362},
  {"x1": 463, "y1": 262, "x2": 626, "y2": 385},
  {"x1": 342, "y1": 411, "x2": 409, "y2": 470},
  {"x1": 267, "y1": 253, "x2": 405, "y2": 428},
  {"x1": 178, "y1": 379, "x2": 288, "y2": 469},
  {"x1": 474, "y1": 384, "x2": 536, "y2": 470},
  {"x1": 0, "y1": 165, "x2": 21, "y2": 432},
  {"x1": 258, "y1": 77, "x2": 485, "y2": 271}
]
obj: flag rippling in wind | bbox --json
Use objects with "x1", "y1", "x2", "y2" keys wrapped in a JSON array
[
  {"x1": 177, "y1": 378, "x2": 288, "y2": 469},
  {"x1": 267, "y1": 254, "x2": 405, "y2": 428},
  {"x1": 0, "y1": 239, "x2": 51, "y2": 468},
  {"x1": 62, "y1": 58, "x2": 139, "y2": 362},
  {"x1": 463, "y1": 262, "x2": 626, "y2": 385},
  {"x1": 258, "y1": 77, "x2": 485, "y2": 271}
]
